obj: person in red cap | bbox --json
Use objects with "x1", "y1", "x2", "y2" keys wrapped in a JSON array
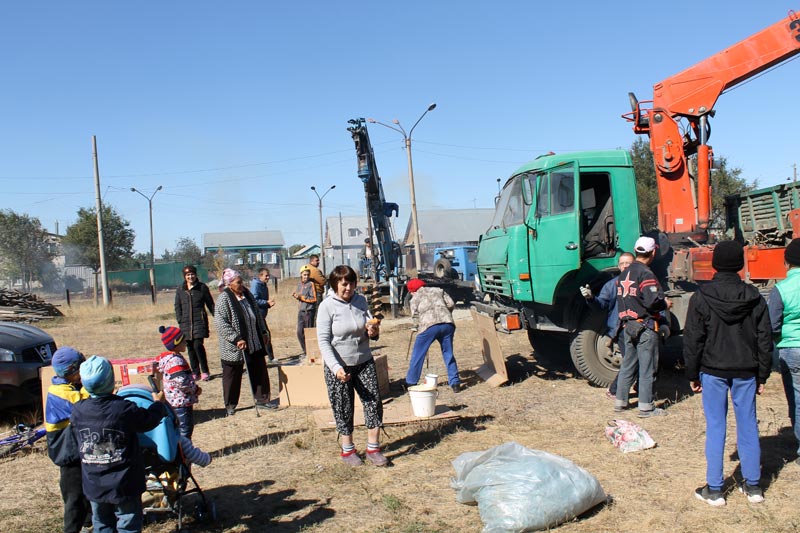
[
  {"x1": 157, "y1": 326, "x2": 201, "y2": 439},
  {"x1": 404, "y1": 278, "x2": 463, "y2": 392}
]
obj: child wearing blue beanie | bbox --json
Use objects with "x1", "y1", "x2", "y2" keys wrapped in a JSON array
[{"x1": 70, "y1": 355, "x2": 167, "y2": 533}]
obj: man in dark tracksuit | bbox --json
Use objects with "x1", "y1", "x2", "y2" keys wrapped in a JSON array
[
  {"x1": 684, "y1": 240, "x2": 772, "y2": 506},
  {"x1": 581, "y1": 252, "x2": 634, "y2": 399},
  {"x1": 615, "y1": 236, "x2": 669, "y2": 417}
]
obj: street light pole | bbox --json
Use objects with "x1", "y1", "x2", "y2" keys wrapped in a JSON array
[
  {"x1": 310, "y1": 184, "x2": 336, "y2": 275},
  {"x1": 131, "y1": 186, "x2": 163, "y2": 304},
  {"x1": 368, "y1": 103, "x2": 436, "y2": 272}
]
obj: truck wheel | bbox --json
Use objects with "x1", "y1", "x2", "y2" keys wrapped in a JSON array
[
  {"x1": 569, "y1": 311, "x2": 619, "y2": 387},
  {"x1": 434, "y1": 258, "x2": 457, "y2": 279}
]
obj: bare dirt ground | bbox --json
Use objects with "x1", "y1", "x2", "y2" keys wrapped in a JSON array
[{"x1": 1, "y1": 286, "x2": 800, "y2": 532}]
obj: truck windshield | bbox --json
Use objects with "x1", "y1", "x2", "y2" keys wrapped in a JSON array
[{"x1": 489, "y1": 177, "x2": 525, "y2": 230}]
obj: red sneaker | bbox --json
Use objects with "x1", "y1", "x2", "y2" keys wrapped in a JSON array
[
  {"x1": 340, "y1": 450, "x2": 363, "y2": 467},
  {"x1": 366, "y1": 449, "x2": 389, "y2": 466}
]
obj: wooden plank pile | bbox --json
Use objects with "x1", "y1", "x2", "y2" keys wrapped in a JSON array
[{"x1": 0, "y1": 289, "x2": 64, "y2": 322}]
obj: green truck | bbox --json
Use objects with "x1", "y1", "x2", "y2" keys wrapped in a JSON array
[{"x1": 474, "y1": 150, "x2": 642, "y2": 386}]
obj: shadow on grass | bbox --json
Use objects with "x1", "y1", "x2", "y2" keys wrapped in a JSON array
[
  {"x1": 727, "y1": 427, "x2": 798, "y2": 492},
  {"x1": 209, "y1": 429, "x2": 305, "y2": 459},
  {"x1": 383, "y1": 415, "x2": 495, "y2": 461},
  {"x1": 505, "y1": 353, "x2": 576, "y2": 384},
  {"x1": 189, "y1": 482, "x2": 335, "y2": 532}
]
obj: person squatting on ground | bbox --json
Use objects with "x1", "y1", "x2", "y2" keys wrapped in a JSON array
[
  {"x1": 768, "y1": 238, "x2": 800, "y2": 467},
  {"x1": 250, "y1": 267, "x2": 276, "y2": 360},
  {"x1": 46, "y1": 347, "x2": 93, "y2": 533},
  {"x1": 580, "y1": 252, "x2": 634, "y2": 399},
  {"x1": 404, "y1": 278, "x2": 463, "y2": 393},
  {"x1": 293, "y1": 265, "x2": 318, "y2": 355},
  {"x1": 614, "y1": 236, "x2": 670, "y2": 418},
  {"x1": 174, "y1": 265, "x2": 215, "y2": 381},
  {"x1": 317, "y1": 265, "x2": 387, "y2": 467},
  {"x1": 156, "y1": 326, "x2": 201, "y2": 439},
  {"x1": 70, "y1": 355, "x2": 167, "y2": 533},
  {"x1": 215, "y1": 268, "x2": 275, "y2": 416},
  {"x1": 684, "y1": 240, "x2": 772, "y2": 506},
  {"x1": 307, "y1": 254, "x2": 326, "y2": 303}
]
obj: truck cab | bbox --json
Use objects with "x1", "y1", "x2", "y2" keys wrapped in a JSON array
[{"x1": 475, "y1": 150, "x2": 642, "y2": 385}]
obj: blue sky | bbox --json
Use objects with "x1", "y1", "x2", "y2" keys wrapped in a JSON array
[{"x1": 1, "y1": 1, "x2": 798, "y2": 255}]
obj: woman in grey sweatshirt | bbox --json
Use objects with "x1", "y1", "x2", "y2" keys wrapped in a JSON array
[{"x1": 317, "y1": 265, "x2": 387, "y2": 467}]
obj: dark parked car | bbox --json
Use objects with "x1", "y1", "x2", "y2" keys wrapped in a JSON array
[{"x1": 0, "y1": 323, "x2": 55, "y2": 410}]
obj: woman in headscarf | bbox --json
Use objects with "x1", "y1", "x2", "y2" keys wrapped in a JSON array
[
  {"x1": 214, "y1": 268, "x2": 275, "y2": 416},
  {"x1": 174, "y1": 265, "x2": 215, "y2": 381}
]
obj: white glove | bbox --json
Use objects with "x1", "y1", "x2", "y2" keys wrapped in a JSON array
[{"x1": 579, "y1": 284, "x2": 593, "y2": 299}]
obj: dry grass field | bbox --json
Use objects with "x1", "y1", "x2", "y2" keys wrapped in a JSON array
[{"x1": 2, "y1": 282, "x2": 800, "y2": 532}]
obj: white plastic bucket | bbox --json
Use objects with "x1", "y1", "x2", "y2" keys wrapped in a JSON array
[
  {"x1": 408, "y1": 386, "x2": 438, "y2": 417},
  {"x1": 424, "y1": 373, "x2": 438, "y2": 386}
]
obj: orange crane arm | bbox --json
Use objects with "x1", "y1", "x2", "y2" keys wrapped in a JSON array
[{"x1": 625, "y1": 10, "x2": 800, "y2": 237}]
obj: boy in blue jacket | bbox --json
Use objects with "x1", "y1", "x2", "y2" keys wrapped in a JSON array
[{"x1": 71, "y1": 356, "x2": 166, "y2": 533}]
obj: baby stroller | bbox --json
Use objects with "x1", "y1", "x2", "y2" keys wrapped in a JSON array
[{"x1": 118, "y1": 385, "x2": 215, "y2": 530}]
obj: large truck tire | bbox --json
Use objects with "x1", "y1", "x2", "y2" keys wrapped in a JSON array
[{"x1": 569, "y1": 311, "x2": 619, "y2": 387}]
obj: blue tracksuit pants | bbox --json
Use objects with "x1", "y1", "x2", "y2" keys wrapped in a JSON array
[
  {"x1": 405, "y1": 323, "x2": 460, "y2": 386},
  {"x1": 700, "y1": 373, "x2": 762, "y2": 489}
]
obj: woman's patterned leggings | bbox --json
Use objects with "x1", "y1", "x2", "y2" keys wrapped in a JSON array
[{"x1": 324, "y1": 358, "x2": 383, "y2": 436}]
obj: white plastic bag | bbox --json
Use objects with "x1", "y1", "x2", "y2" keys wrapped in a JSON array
[{"x1": 451, "y1": 442, "x2": 607, "y2": 532}]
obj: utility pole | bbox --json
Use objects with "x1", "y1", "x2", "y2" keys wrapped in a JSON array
[
  {"x1": 310, "y1": 185, "x2": 335, "y2": 275},
  {"x1": 368, "y1": 103, "x2": 436, "y2": 272},
  {"x1": 131, "y1": 186, "x2": 163, "y2": 304},
  {"x1": 92, "y1": 136, "x2": 110, "y2": 307},
  {"x1": 339, "y1": 212, "x2": 345, "y2": 264}
]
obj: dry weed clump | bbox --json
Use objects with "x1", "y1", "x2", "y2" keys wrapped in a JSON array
[{"x1": 1, "y1": 285, "x2": 800, "y2": 531}]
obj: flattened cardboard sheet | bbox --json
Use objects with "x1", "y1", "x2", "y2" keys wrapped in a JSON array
[
  {"x1": 313, "y1": 398, "x2": 459, "y2": 430},
  {"x1": 278, "y1": 353, "x2": 390, "y2": 407},
  {"x1": 470, "y1": 308, "x2": 509, "y2": 387}
]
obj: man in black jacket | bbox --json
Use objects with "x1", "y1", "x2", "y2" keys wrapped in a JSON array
[
  {"x1": 684, "y1": 240, "x2": 772, "y2": 507},
  {"x1": 615, "y1": 236, "x2": 670, "y2": 417}
]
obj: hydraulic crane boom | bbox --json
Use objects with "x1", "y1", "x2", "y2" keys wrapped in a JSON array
[
  {"x1": 347, "y1": 118, "x2": 403, "y2": 284},
  {"x1": 625, "y1": 9, "x2": 800, "y2": 240}
]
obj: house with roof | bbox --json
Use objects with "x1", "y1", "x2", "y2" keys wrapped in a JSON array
[
  {"x1": 284, "y1": 244, "x2": 321, "y2": 277},
  {"x1": 323, "y1": 215, "x2": 373, "y2": 268},
  {"x1": 202, "y1": 230, "x2": 285, "y2": 277},
  {"x1": 401, "y1": 208, "x2": 495, "y2": 270}
]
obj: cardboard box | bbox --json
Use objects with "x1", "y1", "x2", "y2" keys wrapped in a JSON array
[
  {"x1": 41, "y1": 357, "x2": 157, "y2": 407},
  {"x1": 278, "y1": 353, "x2": 390, "y2": 407}
]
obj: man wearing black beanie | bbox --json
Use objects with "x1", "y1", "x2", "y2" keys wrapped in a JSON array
[
  {"x1": 768, "y1": 238, "x2": 800, "y2": 472},
  {"x1": 684, "y1": 240, "x2": 772, "y2": 506}
]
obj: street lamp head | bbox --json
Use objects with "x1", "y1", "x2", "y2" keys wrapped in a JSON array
[
  {"x1": 367, "y1": 118, "x2": 376, "y2": 123},
  {"x1": 428, "y1": 103, "x2": 437, "y2": 111},
  {"x1": 310, "y1": 186, "x2": 316, "y2": 191},
  {"x1": 156, "y1": 185, "x2": 163, "y2": 191},
  {"x1": 130, "y1": 187, "x2": 136, "y2": 192},
  {"x1": 330, "y1": 185, "x2": 336, "y2": 190},
  {"x1": 392, "y1": 119, "x2": 400, "y2": 125}
]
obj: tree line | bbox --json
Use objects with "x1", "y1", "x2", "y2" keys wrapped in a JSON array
[{"x1": 0, "y1": 140, "x2": 755, "y2": 291}]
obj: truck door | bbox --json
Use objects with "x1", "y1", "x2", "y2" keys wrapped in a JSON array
[{"x1": 530, "y1": 163, "x2": 580, "y2": 305}]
